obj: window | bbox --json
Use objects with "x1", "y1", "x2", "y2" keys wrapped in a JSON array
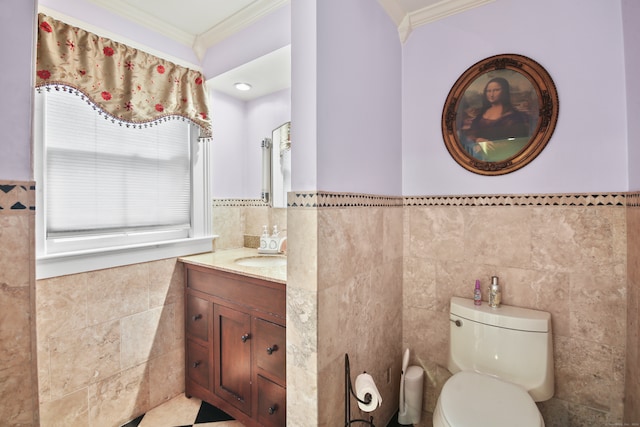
[{"x1": 35, "y1": 89, "x2": 212, "y2": 279}]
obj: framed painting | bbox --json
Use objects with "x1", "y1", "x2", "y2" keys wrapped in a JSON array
[{"x1": 441, "y1": 54, "x2": 559, "y2": 175}]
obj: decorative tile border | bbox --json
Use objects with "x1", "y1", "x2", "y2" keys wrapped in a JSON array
[
  {"x1": 404, "y1": 193, "x2": 628, "y2": 207},
  {"x1": 288, "y1": 191, "x2": 637, "y2": 208},
  {"x1": 0, "y1": 181, "x2": 36, "y2": 214},
  {"x1": 288, "y1": 192, "x2": 403, "y2": 208},
  {"x1": 212, "y1": 198, "x2": 269, "y2": 207},
  {"x1": 7, "y1": 188, "x2": 634, "y2": 212},
  {"x1": 628, "y1": 192, "x2": 640, "y2": 208}
]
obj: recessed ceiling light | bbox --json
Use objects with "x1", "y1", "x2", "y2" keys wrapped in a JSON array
[{"x1": 234, "y1": 82, "x2": 252, "y2": 91}]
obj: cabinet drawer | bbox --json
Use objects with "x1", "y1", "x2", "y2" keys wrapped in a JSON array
[
  {"x1": 186, "y1": 294, "x2": 209, "y2": 342},
  {"x1": 187, "y1": 267, "x2": 285, "y2": 319},
  {"x1": 187, "y1": 340, "x2": 210, "y2": 390},
  {"x1": 257, "y1": 375, "x2": 286, "y2": 427},
  {"x1": 255, "y1": 318, "x2": 286, "y2": 383}
]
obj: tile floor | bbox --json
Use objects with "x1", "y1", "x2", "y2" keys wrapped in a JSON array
[
  {"x1": 119, "y1": 394, "x2": 244, "y2": 427},
  {"x1": 120, "y1": 393, "x2": 408, "y2": 427}
]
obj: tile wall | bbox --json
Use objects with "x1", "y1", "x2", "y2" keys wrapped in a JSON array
[
  {"x1": 625, "y1": 193, "x2": 640, "y2": 424},
  {"x1": 287, "y1": 193, "x2": 403, "y2": 427},
  {"x1": 285, "y1": 191, "x2": 637, "y2": 427},
  {"x1": 403, "y1": 193, "x2": 629, "y2": 426},
  {"x1": 212, "y1": 199, "x2": 286, "y2": 250},
  {"x1": 213, "y1": 199, "x2": 367, "y2": 426},
  {"x1": 2, "y1": 188, "x2": 637, "y2": 426},
  {"x1": 35, "y1": 258, "x2": 185, "y2": 426},
  {"x1": 0, "y1": 181, "x2": 37, "y2": 426}
]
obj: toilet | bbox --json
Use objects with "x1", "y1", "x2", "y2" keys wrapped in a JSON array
[{"x1": 433, "y1": 297, "x2": 554, "y2": 427}]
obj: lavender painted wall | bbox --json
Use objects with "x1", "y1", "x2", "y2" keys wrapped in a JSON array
[
  {"x1": 202, "y1": 4, "x2": 291, "y2": 199},
  {"x1": 201, "y1": 4, "x2": 291, "y2": 79},
  {"x1": 402, "y1": 0, "x2": 628, "y2": 195},
  {"x1": 209, "y1": 90, "x2": 247, "y2": 198},
  {"x1": 210, "y1": 88, "x2": 291, "y2": 199},
  {"x1": 291, "y1": 0, "x2": 318, "y2": 191},
  {"x1": 315, "y1": 0, "x2": 402, "y2": 196},
  {"x1": 0, "y1": 0, "x2": 36, "y2": 181},
  {"x1": 246, "y1": 88, "x2": 292, "y2": 198},
  {"x1": 623, "y1": 0, "x2": 640, "y2": 191}
]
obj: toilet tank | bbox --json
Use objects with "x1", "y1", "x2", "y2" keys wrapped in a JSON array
[{"x1": 448, "y1": 297, "x2": 554, "y2": 401}]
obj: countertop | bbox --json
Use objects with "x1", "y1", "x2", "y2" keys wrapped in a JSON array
[{"x1": 179, "y1": 248, "x2": 287, "y2": 284}]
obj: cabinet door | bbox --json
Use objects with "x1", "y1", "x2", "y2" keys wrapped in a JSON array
[{"x1": 213, "y1": 304, "x2": 252, "y2": 415}]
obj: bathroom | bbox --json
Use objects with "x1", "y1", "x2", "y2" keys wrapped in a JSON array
[{"x1": 1, "y1": 0, "x2": 639, "y2": 426}]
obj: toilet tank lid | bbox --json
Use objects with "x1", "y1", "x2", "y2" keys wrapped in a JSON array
[{"x1": 450, "y1": 297, "x2": 550, "y2": 333}]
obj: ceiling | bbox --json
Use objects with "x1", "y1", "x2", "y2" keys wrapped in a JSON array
[{"x1": 85, "y1": 0, "x2": 493, "y2": 100}]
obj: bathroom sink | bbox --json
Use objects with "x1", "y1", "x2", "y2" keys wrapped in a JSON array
[{"x1": 234, "y1": 255, "x2": 287, "y2": 268}]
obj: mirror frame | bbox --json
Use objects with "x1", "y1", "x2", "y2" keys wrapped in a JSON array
[
  {"x1": 270, "y1": 121, "x2": 291, "y2": 208},
  {"x1": 441, "y1": 53, "x2": 559, "y2": 176},
  {"x1": 261, "y1": 136, "x2": 272, "y2": 204}
]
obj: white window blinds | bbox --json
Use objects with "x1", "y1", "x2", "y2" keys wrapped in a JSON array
[{"x1": 42, "y1": 89, "x2": 191, "y2": 240}]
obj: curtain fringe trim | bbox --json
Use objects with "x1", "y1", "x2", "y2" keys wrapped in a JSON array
[{"x1": 36, "y1": 83, "x2": 211, "y2": 137}]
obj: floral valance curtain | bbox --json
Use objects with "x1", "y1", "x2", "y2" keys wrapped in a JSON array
[{"x1": 35, "y1": 13, "x2": 211, "y2": 138}]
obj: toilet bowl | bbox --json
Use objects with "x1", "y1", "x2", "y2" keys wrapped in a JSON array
[{"x1": 433, "y1": 371, "x2": 544, "y2": 427}]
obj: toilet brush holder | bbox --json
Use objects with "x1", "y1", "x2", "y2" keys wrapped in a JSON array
[{"x1": 397, "y1": 365, "x2": 424, "y2": 425}]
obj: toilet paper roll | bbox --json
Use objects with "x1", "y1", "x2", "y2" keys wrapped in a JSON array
[{"x1": 355, "y1": 373, "x2": 382, "y2": 412}]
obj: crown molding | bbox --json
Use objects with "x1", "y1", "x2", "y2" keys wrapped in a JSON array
[
  {"x1": 87, "y1": 0, "x2": 196, "y2": 46},
  {"x1": 379, "y1": 0, "x2": 495, "y2": 43},
  {"x1": 193, "y1": 0, "x2": 289, "y2": 60},
  {"x1": 87, "y1": 0, "x2": 288, "y2": 61},
  {"x1": 410, "y1": 0, "x2": 495, "y2": 28}
]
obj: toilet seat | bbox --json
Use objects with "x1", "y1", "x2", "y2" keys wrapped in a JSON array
[{"x1": 434, "y1": 371, "x2": 543, "y2": 427}]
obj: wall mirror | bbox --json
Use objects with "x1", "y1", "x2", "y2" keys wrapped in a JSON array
[
  {"x1": 208, "y1": 45, "x2": 291, "y2": 203},
  {"x1": 441, "y1": 54, "x2": 559, "y2": 175}
]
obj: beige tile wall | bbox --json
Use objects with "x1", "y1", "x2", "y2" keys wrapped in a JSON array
[
  {"x1": 0, "y1": 181, "x2": 37, "y2": 426},
  {"x1": 625, "y1": 196, "x2": 640, "y2": 424},
  {"x1": 404, "y1": 199, "x2": 628, "y2": 426},
  {"x1": 287, "y1": 193, "x2": 403, "y2": 427},
  {"x1": 2, "y1": 188, "x2": 637, "y2": 426},
  {"x1": 212, "y1": 199, "x2": 286, "y2": 250},
  {"x1": 285, "y1": 192, "x2": 638, "y2": 427},
  {"x1": 36, "y1": 258, "x2": 185, "y2": 427}
]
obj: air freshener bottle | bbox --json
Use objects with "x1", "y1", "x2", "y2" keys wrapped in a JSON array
[{"x1": 473, "y1": 280, "x2": 482, "y2": 306}]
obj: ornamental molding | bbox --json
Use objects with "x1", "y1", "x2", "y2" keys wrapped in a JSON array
[{"x1": 378, "y1": 0, "x2": 496, "y2": 43}]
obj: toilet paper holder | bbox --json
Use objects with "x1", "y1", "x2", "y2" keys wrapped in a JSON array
[{"x1": 344, "y1": 353, "x2": 375, "y2": 427}]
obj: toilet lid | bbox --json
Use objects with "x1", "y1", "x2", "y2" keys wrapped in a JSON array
[{"x1": 439, "y1": 371, "x2": 542, "y2": 427}]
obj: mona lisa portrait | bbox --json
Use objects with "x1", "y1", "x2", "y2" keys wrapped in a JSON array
[{"x1": 442, "y1": 54, "x2": 559, "y2": 176}]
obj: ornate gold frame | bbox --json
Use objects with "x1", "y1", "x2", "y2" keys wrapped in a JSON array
[{"x1": 442, "y1": 54, "x2": 559, "y2": 175}]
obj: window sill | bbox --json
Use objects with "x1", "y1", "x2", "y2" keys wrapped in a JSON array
[{"x1": 36, "y1": 236, "x2": 215, "y2": 279}]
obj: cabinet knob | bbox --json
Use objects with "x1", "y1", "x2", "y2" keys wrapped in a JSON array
[
  {"x1": 268, "y1": 405, "x2": 278, "y2": 415},
  {"x1": 241, "y1": 333, "x2": 251, "y2": 343},
  {"x1": 192, "y1": 361, "x2": 201, "y2": 368},
  {"x1": 192, "y1": 314, "x2": 202, "y2": 321},
  {"x1": 266, "y1": 344, "x2": 278, "y2": 355}
]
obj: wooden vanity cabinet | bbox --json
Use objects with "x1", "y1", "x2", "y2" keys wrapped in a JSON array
[{"x1": 183, "y1": 263, "x2": 286, "y2": 427}]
